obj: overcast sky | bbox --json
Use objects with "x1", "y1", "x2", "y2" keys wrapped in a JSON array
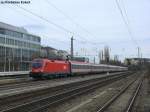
[{"x1": 0, "y1": 0, "x2": 150, "y2": 62}]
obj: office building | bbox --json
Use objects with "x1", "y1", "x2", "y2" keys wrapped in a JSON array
[{"x1": 0, "y1": 22, "x2": 41, "y2": 72}]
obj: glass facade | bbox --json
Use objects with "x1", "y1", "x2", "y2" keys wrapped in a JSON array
[{"x1": 0, "y1": 26, "x2": 41, "y2": 72}]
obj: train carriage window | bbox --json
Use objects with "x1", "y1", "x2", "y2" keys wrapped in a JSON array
[
  {"x1": 79, "y1": 65, "x2": 81, "y2": 69},
  {"x1": 76, "y1": 65, "x2": 77, "y2": 69},
  {"x1": 32, "y1": 63, "x2": 42, "y2": 68},
  {"x1": 32, "y1": 59, "x2": 43, "y2": 68},
  {"x1": 78, "y1": 65, "x2": 80, "y2": 69},
  {"x1": 99, "y1": 66, "x2": 102, "y2": 69},
  {"x1": 86, "y1": 65, "x2": 88, "y2": 69},
  {"x1": 73, "y1": 65, "x2": 76, "y2": 69},
  {"x1": 81, "y1": 65, "x2": 84, "y2": 69},
  {"x1": 72, "y1": 64, "x2": 77, "y2": 69},
  {"x1": 93, "y1": 66, "x2": 95, "y2": 69},
  {"x1": 82, "y1": 65, "x2": 84, "y2": 69}
]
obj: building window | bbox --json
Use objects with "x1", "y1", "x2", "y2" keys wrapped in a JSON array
[
  {"x1": 6, "y1": 38, "x2": 14, "y2": 45},
  {"x1": 0, "y1": 37, "x2": 5, "y2": 44},
  {"x1": 5, "y1": 30, "x2": 23, "y2": 38},
  {"x1": 0, "y1": 28, "x2": 5, "y2": 34}
]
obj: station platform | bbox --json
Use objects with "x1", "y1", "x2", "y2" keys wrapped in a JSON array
[{"x1": 0, "y1": 71, "x2": 29, "y2": 76}]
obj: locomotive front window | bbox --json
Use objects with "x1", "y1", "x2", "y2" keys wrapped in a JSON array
[{"x1": 32, "y1": 63, "x2": 42, "y2": 68}]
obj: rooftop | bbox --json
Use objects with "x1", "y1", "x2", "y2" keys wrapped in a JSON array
[
  {"x1": 0, "y1": 22, "x2": 40, "y2": 38},
  {"x1": 0, "y1": 22, "x2": 27, "y2": 33}
]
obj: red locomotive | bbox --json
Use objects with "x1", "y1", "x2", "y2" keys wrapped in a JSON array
[{"x1": 30, "y1": 58, "x2": 128, "y2": 79}]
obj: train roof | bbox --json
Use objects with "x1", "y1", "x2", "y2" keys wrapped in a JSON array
[
  {"x1": 33, "y1": 58, "x2": 127, "y2": 68},
  {"x1": 70, "y1": 60, "x2": 127, "y2": 68},
  {"x1": 33, "y1": 58, "x2": 69, "y2": 64}
]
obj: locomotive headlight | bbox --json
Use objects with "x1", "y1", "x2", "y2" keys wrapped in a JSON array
[
  {"x1": 40, "y1": 69, "x2": 43, "y2": 72},
  {"x1": 63, "y1": 66, "x2": 67, "y2": 70}
]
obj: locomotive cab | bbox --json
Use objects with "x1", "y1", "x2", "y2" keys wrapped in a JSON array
[
  {"x1": 30, "y1": 59, "x2": 71, "y2": 79},
  {"x1": 29, "y1": 59, "x2": 44, "y2": 78}
]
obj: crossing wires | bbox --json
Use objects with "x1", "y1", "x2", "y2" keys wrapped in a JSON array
[
  {"x1": 15, "y1": 5, "x2": 96, "y2": 44},
  {"x1": 9, "y1": 4, "x2": 107, "y2": 48},
  {"x1": 115, "y1": 0, "x2": 139, "y2": 47},
  {"x1": 16, "y1": 5, "x2": 72, "y2": 34},
  {"x1": 44, "y1": 0, "x2": 98, "y2": 41}
]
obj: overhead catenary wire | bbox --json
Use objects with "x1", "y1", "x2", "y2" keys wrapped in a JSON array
[
  {"x1": 4, "y1": 3, "x2": 105, "y2": 45},
  {"x1": 44, "y1": 0, "x2": 98, "y2": 41},
  {"x1": 44, "y1": 37, "x2": 70, "y2": 45},
  {"x1": 45, "y1": 0, "x2": 137, "y2": 47},
  {"x1": 16, "y1": 4, "x2": 107, "y2": 46},
  {"x1": 6, "y1": 5, "x2": 71, "y2": 44},
  {"x1": 8, "y1": 2, "x2": 137, "y2": 52},
  {"x1": 16, "y1": 5, "x2": 73, "y2": 34},
  {"x1": 16, "y1": 5, "x2": 94, "y2": 43},
  {"x1": 4, "y1": 5, "x2": 71, "y2": 47},
  {"x1": 5, "y1": 5, "x2": 38, "y2": 23},
  {"x1": 115, "y1": 0, "x2": 139, "y2": 47},
  {"x1": 2, "y1": 2, "x2": 144, "y2": 61},
  {"x1": 116, "y1": 0, "x2": 143, "y2": 58},
  {"x1": 120, "y1": 0, "x2": 130, "y2": 25},
  {"x1": 75, "y1": 39, "x2": 106, "y2": 45}
]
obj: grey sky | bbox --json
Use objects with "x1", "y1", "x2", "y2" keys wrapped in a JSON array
[{"x1": 0, "y1": 0, "x2": 150, "y2": 62}]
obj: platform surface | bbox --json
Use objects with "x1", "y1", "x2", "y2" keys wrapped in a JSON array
[{"x1": 0, "y1": 71, "x2": 29, "y2": 76}]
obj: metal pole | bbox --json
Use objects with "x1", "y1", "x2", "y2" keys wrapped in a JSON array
[
  {"x1": 71, "y1": 36, "x2": 74, "y2": 59},
  {"x1": 137, "y1": 47, "x2": 140, "y2": 58},
  {"x1": 9, "y1": 58, "x2": 10, "y2": 72},
  {"x1": 13, "y1": 48, "x2": 15, "y2": 71},
  {"x1": 4, "y1": 35, "x2": 6, "y2": 72},
  {"x1": 94, "y1": 56, "x2": 95, "y2": 64},
  {"x1": 21, "y1": 48, "x2": 22, "y2": 71},
  {"x1": 137, "y1": 47, "x2": 141, "y2": 66},
  {"x1": 9, "y1": 48, "x2": 12, "y2": 72},
  {"x1": 13, "y1": 39, "x2": 15, "y2": 71}
]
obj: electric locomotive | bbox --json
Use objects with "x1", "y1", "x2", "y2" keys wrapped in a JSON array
[{"x1": 30, "y1": 59, "x2": 70, "y2": 79}]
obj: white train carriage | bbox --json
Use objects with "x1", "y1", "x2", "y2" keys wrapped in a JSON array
[
  {"x1": 71, "y1": 62, "x2": 91, "y2": 74},
  {"x1": 90, "y1": 64, "x2": 106, "y2": 73},
  {"x1": 71, "y1": 61, "x2": 128, "y2": 74}
]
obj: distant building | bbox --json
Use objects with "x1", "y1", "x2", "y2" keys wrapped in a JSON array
[
  {"x1": 72, "y1": 57, "x2": 89, "y2": 63},
  {"x1": 40, "y1": 46, "x2": 58, "y2": 59},
  {"x1": 0, "y1": 22, "x2": 41, "y2": 72},
  {"x1": 40, "y1": 47, "x2": 69, "y2": 60},
  {"x1": 57, "y1": 50, "x2": 69, "y2": 60},
  {"x1": 124, "y1": 58, "x2": 150, "y2": 65}
]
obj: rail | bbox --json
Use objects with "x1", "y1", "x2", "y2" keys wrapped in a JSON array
[
  {"x1": 1, "y1": 72, "x2": 132, "y2": 112},
  {"x1": 96, "y1": 75, "x2": 143, "y2": 112}
]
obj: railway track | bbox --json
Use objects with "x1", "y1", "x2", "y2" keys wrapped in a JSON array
[
  {"x1": 96, "y1": 72, "x2": 144, "y2": 112},
  {"x1": 0, "y1": 72, "x2": 125, "y2": 90},
  {"x1": 0, "y1": 72, "x2": 133, "y2": 112},
  {"x1": 0, "y1": 72, "x2": 128, "y2": 93},
  {"x1": 125, "y1": 77, "x2": 143, "y2": 112}
]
